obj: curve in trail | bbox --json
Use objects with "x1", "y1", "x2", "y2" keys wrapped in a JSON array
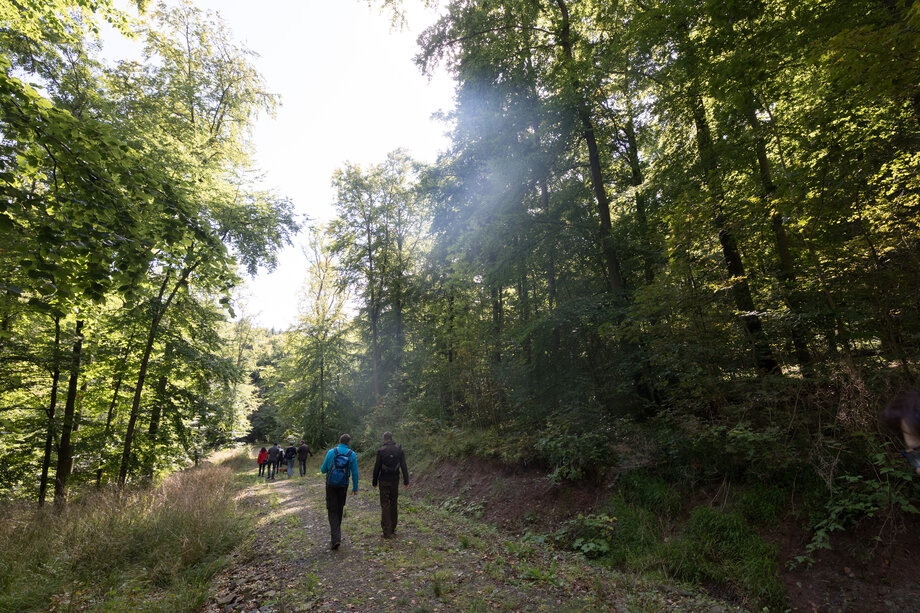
[{"x1": 198, "y1": 469, "x2": 739, "y2": 613}]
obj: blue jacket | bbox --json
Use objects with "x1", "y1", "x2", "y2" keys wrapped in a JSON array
[{"x1": 320, "y1": 443, "x2": 359, "y2": 491}]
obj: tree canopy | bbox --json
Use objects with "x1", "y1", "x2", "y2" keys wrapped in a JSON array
[{"x1": 0, "y1": 0, "x2": 296, "y2": 501}]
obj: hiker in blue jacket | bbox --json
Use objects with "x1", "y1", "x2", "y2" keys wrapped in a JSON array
[{"x1": 320, "y1": 433, "x2": 360, "y2": 549}]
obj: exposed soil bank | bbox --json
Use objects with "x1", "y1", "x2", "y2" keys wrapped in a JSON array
[{"x1": 415, "y1": 457, "x2": 920, "y2": 612}]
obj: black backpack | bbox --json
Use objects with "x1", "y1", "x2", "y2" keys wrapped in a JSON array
[{"x1": 380, "y1": 445, "x2": 401, "y2": 475}]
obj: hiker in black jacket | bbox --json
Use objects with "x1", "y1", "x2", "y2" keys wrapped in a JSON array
[
  {"x1": 372, "y1": 432, "x2": 409, "y2": 538},
  {"x1": 283, "y1": 442, "x2": 297, "y2": 478},
  {"x1": 265, "y1": 443, "x2": 281, "y2": 480},
  {"x1": 297, "y1": 440, "x2": 313, "y2": 476}
]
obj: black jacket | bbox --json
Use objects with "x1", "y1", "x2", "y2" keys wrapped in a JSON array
[
  {"x1": 372, "y1": 441, "x2": 408, "y2": 486},
  {"x1": 297, "y1": 443, "x2": 312, "y2": 461}
]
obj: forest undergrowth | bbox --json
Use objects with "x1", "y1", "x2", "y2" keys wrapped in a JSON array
[
  {"x1": 0, "y1": 450, "x2": 252, "y2": 613},
  {"x1": 397, "y1": 374, "x2": 920, "y2": 612}
]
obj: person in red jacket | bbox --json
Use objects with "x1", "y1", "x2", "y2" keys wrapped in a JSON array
[{"x1": 257, "y1": 447, "x2": 268, "y2": 477}]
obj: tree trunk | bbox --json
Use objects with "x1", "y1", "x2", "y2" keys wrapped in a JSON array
[
  {"x1": 143, "y1": 371, "x2": 169, "y2": 481},
  {"x1": 370, "y1": 301, "x2": 381, "y2": 405},
  {"x1": 53, "y1": 320, "x2": 83, "y2": 506},
  {"x1": 361, "y1": 210, "x2": 382, "y2": 407},
  {"x1": 540, "y1": 181, "x2": 561, "y2": 357},
  {"x1": 394, "y1": 277, "x2": 404, "y2": 372},
  {"x1": 394, "y1": 232, "x2": 406, "y2": 371},
  {"x1": 119, "y1": 262, "x2": 197, "y2": 486},
  {"x1": 519, "y1": 268, "x2": 532, "y2": 367},
  {"x1": 491, "y1": 283, "x2": 503, "y2": 365},
  {"x1": 859, "y1": 222, "x2": 913, "y2": 379},
  {"x1": 119, "y1": 298, "x2": 165, "y2": 485},
  {"x1": 742, "y1": 93, "x2": 811, "y2": 372},
  {"x1": 38, "y1": 316, "x2": 61, "y2": 507},
  {"x1": 446, "y1": 290, "x2": 456, "y2": 416},
  {"x1": 95, "y1": 325, "x2": 138, "y2": 488},
  {"x1": 554, "y1": 0, "x2": 625, "y2": 296},
  {"x1": 96, "y1": 369, "x2": 125, "y2": 488},
  {"x1": 689, "y1": 93, "x2": 780, "y2": 374},
  {"x1": 624, "y1": 112, "x2": 655, "y2": 284},
  {"x1": 319, "y1": 354, "x2": 325, "y2": 444}
]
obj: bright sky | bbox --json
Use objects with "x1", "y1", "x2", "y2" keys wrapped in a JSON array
[{"x1": 103, "y1": 1, "x2": 454, "y2": 330}]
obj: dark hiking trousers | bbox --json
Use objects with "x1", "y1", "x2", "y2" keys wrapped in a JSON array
[
  {"x1": 379, "y1": 480, "x2": 399, "y2": 536},
  {"x1": 299, "y1": 459, "x2": 307, "y2": 476},
  {"x1": 325, "y1": 485, "x2": 348, "y2": 546}
]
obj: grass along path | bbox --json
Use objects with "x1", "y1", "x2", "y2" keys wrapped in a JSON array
[{"x1": 199, "y1": 463, "x2": 744, "y2": 613}]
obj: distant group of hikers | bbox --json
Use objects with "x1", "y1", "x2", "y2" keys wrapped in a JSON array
[
  {"x1": 257, "y1": 440, "x2": 313, "y2": 479},
  {"x1": 257, "y1": 432, "x2": 409, "y2": 549}
]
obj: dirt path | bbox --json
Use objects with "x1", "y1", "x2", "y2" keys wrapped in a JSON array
[{"x1": 197, "y1": 469, "x2": 741, "y2": 613}]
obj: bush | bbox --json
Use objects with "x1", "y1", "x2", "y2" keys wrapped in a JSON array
[
  {"x1": 535, "y1": 426, "x2": 614, "y2": 483},
  {"x1": 552, "y1": 513, "x2": 618, "y2": 559},
  {"x1": 802, "y1": 450, "x2": 920, "y2": 560},
  {"x1": 551, "y1": 496, "x2": 664, "y2": 568}
]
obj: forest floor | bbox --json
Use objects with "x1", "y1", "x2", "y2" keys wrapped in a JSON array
[{"x1": 195, "y1": 467, "x2": 740, "y2": 613}]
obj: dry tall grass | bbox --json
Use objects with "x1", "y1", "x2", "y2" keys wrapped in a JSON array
[{"x1": 0, "y1": 452, "x2": 251, "y2": 612}]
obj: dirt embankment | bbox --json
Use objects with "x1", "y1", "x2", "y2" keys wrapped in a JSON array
[
  {"x1": 413, "y1": 457, "x2": 606, "y2": 533},
  {"x1": 414, "y1": 456, "x2": 920, "y2": 613}
]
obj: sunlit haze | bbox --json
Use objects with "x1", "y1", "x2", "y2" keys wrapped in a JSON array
[{"x1": 103, "y1": 1, "x2": 454, "y2": 330}]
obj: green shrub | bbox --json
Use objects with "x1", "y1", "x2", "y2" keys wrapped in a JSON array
[
  {"x1": 552, "y1": 513, "x2": 618, "y2": 559},
  {"x1": 802, "y1": 450, "x2": 920, "y2": 561},
  {"x1": 441, "y1": 495, "x2": 485, "y2": 519},
  {"x1": 600, "y1": 496, "x2": 665, "y2": 568},
  {"x1": 535, "y1": 426, "x2": 613, "y2": 482},
  {"x1": 551, "y1": 497, "x2": 665, "y2": 570}
]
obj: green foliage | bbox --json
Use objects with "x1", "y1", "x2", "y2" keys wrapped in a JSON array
[
  {"x1": 553, "y1": 513, "x2": 618, "y2": 559},
  {"x1": 549, "y1": 494, "x2": 661, "y2": 570},
  {"x1": 0, "y1": 0, "x2": 295, "y2": 499},
  {"x1": 734, "y1": 482, "x2": 788, "y2": 526},
  {"x1": 536, "y1": 426, "x2": 614, "y2": 483},
  {"x1": 407, "y1": 424, "x2": 502, "y2": 463},
  {"x1": 803, "y1": 450, "x2": 920, "y2": 560}
]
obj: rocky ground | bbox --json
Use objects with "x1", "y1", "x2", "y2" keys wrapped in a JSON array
[{"x1": 195, "y1": 468, "x2": 741, "y2": 613}]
